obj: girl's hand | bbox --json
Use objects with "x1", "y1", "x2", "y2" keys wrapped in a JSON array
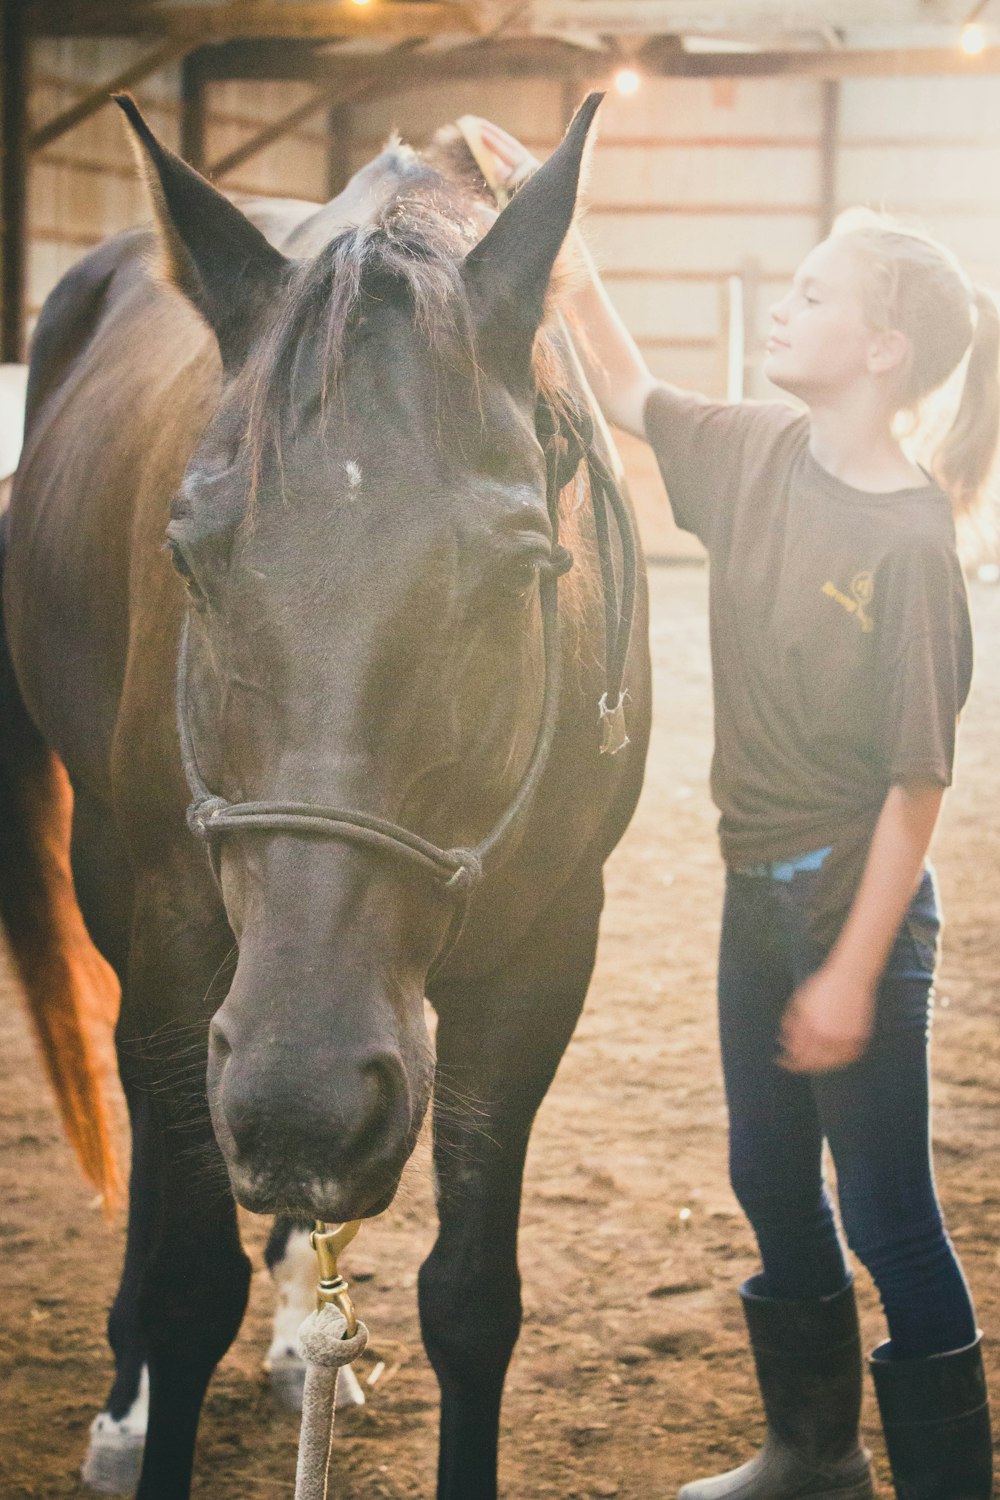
[
  {"x1": 464, "y1": 117, "x2": 539, "y2": 191},
  {"x1": 779, "y1": 964, "x2": 876, "y2": 1073}
]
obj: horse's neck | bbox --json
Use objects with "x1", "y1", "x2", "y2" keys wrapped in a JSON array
[{"x1": 278, "y1": 144, "x2": 428, "y2": 258}]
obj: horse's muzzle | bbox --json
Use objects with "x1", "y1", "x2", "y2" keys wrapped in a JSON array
[{"x1": 206, "y1": 1019, "x2": 423, "y2": 1219}]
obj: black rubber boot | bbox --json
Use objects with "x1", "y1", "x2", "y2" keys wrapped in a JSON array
[
  {"x1": 870, "y1": 1334, "x2": 993, "y2": 1499},
  {"x1": 677, "y1": 1277, "x2": 876, "y2": 1500}
]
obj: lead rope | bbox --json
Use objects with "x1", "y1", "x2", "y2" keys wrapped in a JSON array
[{"x1": 294, "y1": 1222, "x2": 368, "y2": 1500}]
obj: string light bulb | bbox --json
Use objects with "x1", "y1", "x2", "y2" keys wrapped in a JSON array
[
  {"x1": 960, "y1": 20, "x2": 986, "y2": 52},
  {"x1": 959, "y1": 0, "x2": 990, "y2": 53},
  {"x1": 614, "y1": 67, "x2": 641, "y2": 97}
]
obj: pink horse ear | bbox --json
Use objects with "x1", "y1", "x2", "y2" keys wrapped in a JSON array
[
  {"x1": 115, "y1": 93, "x2": 291, "y2": 372},
  {"x1": 461, "y1": 93, "x2": 603, "y2": 382}
]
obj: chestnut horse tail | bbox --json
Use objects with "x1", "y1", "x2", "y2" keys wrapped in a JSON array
[{"x1": 0, "y1": 545, "x2": 121, "y2": 1211}]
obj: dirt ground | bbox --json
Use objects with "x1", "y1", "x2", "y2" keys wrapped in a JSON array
[{"x1": 1, "y1": 564, "x2": 997, "y2": 1500}]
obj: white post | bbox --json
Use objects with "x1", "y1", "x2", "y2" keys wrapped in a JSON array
[{"x1": 726, "y1": 274, "x2": 745, "y2": 404}]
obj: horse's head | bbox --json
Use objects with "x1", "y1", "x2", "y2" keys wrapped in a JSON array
[{"x1": 119, "y1": 94, "x2": 601, "y2": 1220}]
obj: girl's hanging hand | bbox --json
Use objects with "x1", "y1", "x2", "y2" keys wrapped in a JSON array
[
  {"x1": 779, "y1": 964, "x2": 876, "y2": 1073},
  {"x1": 780, "y1": 783, "x2": 943, "y2": 1074}
]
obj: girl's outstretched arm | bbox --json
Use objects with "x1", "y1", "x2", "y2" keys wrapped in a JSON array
[{"x1": 473, "y1": 118, "x2": 658, "y2": 436}]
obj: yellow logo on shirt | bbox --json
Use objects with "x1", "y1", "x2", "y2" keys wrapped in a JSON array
[{"x1": 822, "y1": 572, "x2": 874, "y2": 632}]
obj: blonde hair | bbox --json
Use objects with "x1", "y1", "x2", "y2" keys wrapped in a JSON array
[{"x1": 832, "y1": 211, "x2": 1000, "y2": 530}]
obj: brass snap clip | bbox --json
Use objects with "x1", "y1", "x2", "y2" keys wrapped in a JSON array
[{"x1": 310, "y1": 1220, "x2": 362, "y2": 1339}]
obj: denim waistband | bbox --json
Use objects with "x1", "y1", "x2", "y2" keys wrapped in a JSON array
[{"x1": 731, "y1": 845, "x2": 833, "y2": 882}]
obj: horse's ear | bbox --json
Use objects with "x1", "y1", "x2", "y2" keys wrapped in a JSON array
[
  {"x1": 461, "y1": 92, "x2": 603, "y2": 381},
  {"x1": 114, "y1": 93, "x2": 291, "y2": 371}
]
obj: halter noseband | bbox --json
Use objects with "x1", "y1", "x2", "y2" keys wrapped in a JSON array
[{"x1": 176, "y1": 398, "x2": 637, "y2": 950}]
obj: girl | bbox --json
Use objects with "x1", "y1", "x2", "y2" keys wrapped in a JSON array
[{"x1": 473, "y1": 119, "x2": 996, "y2": 1500}]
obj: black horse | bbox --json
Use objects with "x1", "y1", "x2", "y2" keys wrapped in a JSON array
[{"x1": 0, "y1": 93, "x2": 650, "y2": 1498}]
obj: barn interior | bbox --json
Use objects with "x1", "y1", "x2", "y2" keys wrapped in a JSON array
[
  {"x1": 1, "y1": 8, "x2": 999, "y2": 1499},
  {"x1": 4, "y1": 0, "x2": 1000, "y2": 557}
]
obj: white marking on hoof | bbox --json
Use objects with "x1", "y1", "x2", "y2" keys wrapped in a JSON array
[
  {"x1": 335, "y1": 1363, "x2": 366, "y2": 1409},
  {"x1": 81, "y1": 1367, "x2": 148, "y2": 1495},
  {"x1": 266, "y1": 1228, "x2": 366, "y2": 1413},
  {"x1": 265, "y1": 1228, "x2": 314, "y2": 1385}
]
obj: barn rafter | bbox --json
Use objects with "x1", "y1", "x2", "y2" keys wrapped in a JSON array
[
  {"x1": 27, "y1": 2, "x2": 485, "y2": 42},
  {"x1": 6, "y1": 0, "x2": 1000, "y2": 361}
]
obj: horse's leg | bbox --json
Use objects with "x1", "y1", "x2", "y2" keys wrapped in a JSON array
[
  {"x1": 133, "y1": 1104, "x2": 250, "y2": 1500},
  {"x1": 264, "y1": 1217, "x2": 367, "y2": 1414},
  {"x1": 104, "y1": 1093, "x2": 150, "y2": 1426},
  {"x1": 420, "y1": 867, "x2": 605, "y2": 1500},
  {"x1": 264, "y1": 1217, "x2": 314, "y2": 1408},
  {"x1": 104, "y1": 872, "x2": 250, "y2": 1500},
  {"x1": 65, "y1": 787, "x2": 158, "y2": 1495},
  {"x1": 81, "y1": 1081, "x2": 157, "y2": 1494}
]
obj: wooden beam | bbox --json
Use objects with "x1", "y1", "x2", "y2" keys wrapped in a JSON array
[
  {"x1": 347, "y1": 130, "x2": 828, "y2": 152},
  {"x1": 192, "y1": 35, "x2": 565, "y2": 83},
  {"x1": 586, "y1": 202, "x2": 819, "y2": 216},
  {"x1": 207, "y1": 38, "x2": 423, "y2": 178},
  {"x1": 599, "y1": 267, "x2": 795, "y2": 283},
  {"x1": 29, "y1": 38, "x2": 188, "y2": 150},
  {"x1": 326, "y1": 105, "x2": 353, "y2": 202},
  {"x1": 818, "y1": 79, "x2": 840, "y2": 238},
  {"x1": 187, "y1": 35, "x2": 1000, "y2": 93},
  {"x1": 180, "y1": 49, "x2": 207, "y2": 171},
  {"x1": 639, "y1": 39, "x2": 1000, "y2": 79},
  {"x1": 26, "y1": 3, "x2": 1000, "y2": 78},
  {"x1": 209, "y1": 83, "x2": 345, "y2": 177},
  {"x1": 636, "y1": 336, "x2": 717, "y2": 350},
  {"x1": 30, "y1": 2, "x2": 480, "y2": 41},
  {"x1": 560, "y1": 75, "x2": 579, "y2": 132},
  {"x1": 188, "y1": 39, "x2": 322, "y2": 82},
  {"x1": 199, "y1": 37, "x2": 594, "y2": 98},
  {"x1": 1, "y1": 0, "x2": 29, "y2": 361}
]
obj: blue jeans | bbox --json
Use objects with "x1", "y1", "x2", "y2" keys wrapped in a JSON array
[{"x1": 718, "y1": 857, "x2": 976, "y2": 1359}]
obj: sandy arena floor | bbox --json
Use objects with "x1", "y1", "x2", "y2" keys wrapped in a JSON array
[{"x1": 1, "y1": 564, "x2": 997, "y2": 1499}]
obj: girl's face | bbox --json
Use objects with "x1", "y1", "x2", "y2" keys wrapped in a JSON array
[{"x1": 763, "y1": 238, "x2": 901, "y2": 402}]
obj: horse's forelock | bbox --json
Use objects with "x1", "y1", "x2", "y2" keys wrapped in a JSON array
[{"x1": 241, "y1": 160, "x2": 575, "y2": 520}]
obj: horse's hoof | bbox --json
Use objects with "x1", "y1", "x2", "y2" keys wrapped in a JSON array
[
  {"x1": 336, "y1": 1363, "x2": 367, "y2": 1410},
  {"x1": 268, "y1": 1355, "x2": 367, "y2": 1413},
  {"x1": 80, "y1": 1416, "x2": 145, "y2": 1495}
]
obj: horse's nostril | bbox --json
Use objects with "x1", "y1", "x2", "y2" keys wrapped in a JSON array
[
  {"x1": 363, "y1": 1060, "x2": 387, "y2": 1110},
  {"x1": 360, "y1": 1054, "x2": 407, "y2": 1140},
  {"x1": 208, "y1": 1018, "x2": 232, "y2": 1066}
]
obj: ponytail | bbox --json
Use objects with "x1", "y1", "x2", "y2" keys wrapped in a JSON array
[
  {"x1": 835, "y1": 214, "x2": 1000, "y2": 536},
  {"x1": 932, "y1": 288, "x2": 1000, "y2": 528}
]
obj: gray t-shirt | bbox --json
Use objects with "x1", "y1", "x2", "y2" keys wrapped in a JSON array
[{"x1": 645, "y1": 385, "x2": 973, "y2": 936}]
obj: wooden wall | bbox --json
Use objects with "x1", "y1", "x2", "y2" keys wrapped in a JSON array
[
  {"x1": 29, "y1": 39, "x2": 329, "y2": 328},
  {"x1": 21, "y1": 45, "x2": 1000, "y2": 557}
]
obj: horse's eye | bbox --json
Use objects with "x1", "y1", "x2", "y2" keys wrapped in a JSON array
[
  {"x1": 165, "y1": 537, "x2": 207, "y2": 610},
  {"x1": 499, "y1": 556, "x2": 544, "y2": 602}
]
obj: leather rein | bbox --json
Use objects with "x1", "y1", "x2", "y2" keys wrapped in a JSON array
[{"x1": 176, "y1": 399, "x2": 637, "y2": 946}]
